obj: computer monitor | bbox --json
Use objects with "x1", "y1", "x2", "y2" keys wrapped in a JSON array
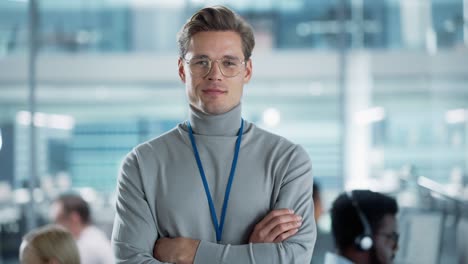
[
  {"x1": 458, "y1": 218, "x2": 468, "y2": 264},
  {"x1": 395, "y1": 210, "x2": 444, "y2": 264}
]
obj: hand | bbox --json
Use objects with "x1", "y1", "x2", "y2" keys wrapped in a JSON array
[
  {"x1": 249, "y1": 208, "x2": 302, "y2": 243},
  {"x1": 153, "y1": 237, "x2": 200, "y2": 264}
]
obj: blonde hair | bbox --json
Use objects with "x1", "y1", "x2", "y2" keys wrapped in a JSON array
[{"x1": 21, "y1": 225, "x2": 80, "y2": 264}]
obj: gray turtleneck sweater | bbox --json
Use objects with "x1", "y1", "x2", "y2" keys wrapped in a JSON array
[{"x1": 111, "y1": 104, "x2": 316, "y2": 264}]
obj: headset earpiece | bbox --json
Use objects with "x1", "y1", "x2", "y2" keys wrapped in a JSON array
[
  {"x1": 347, "y1": 191, "x2": 374, "y2": 251},
  {"x1": 355, "y1": 234, "x2": 373, "y2": 251}
]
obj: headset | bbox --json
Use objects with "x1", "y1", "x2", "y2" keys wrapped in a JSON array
[{"x1": 346, "y1": 191, "x2": 374, "y2": 251}]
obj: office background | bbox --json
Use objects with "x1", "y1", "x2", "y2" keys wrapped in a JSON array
[{"x1": 0, "y1": 0, "x2": 467, "y2": 263}]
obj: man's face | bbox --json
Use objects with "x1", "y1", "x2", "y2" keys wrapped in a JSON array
[
  {"x1": 178, "y1": 31, "x2": 252, "y2": 115},
  {"x1": 50, "y1": 202, "x2": 72, "y2": 231},
  {"x1": 372, "y1": 214, "x2": 399, "y2": 264}
]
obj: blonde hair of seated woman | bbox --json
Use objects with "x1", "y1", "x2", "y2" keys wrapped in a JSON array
[{"x1": 19, "y1": 224, "x2": 80, "y2": 264}]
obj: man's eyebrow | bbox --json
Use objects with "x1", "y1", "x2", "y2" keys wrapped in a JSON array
[
  {"x1": 223, "y1": 55, "x2": 241, "y2": 60},
  {"x1": 190, "y1": 55, "x2": 209, "y2": 59},
  {"x1": 189, "y1": 55, "x2": 242, "y2": 60}
]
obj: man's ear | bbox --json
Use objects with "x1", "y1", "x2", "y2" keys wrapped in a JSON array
[
  {"x1": 243, "y1": 59, "x2": 252, "y2": 84},
  {"x1": 178, "y1": 58, "x2": 186, "y2": 83}
]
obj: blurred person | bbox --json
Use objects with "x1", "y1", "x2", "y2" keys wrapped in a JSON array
[
  {"x1": 111, "y1": 5, "x2": 316, "y2": 264},
  {"x1": 326, "y1": 190, "x2": 399, "y2": 264},
  {"x1": 313, "y1": 182, "x2": 323, "y2": 222},
  {"x1": 51, "y1": 193, "x2": 114, "y2": 264},
  {"x1": 311, "y1": 181, "x2": 334, "y2": 264},
  {"x1": 19, "y1": 224, "x2": 80, "y2": 264}
]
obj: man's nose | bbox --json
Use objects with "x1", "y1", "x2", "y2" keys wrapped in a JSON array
[{"x1": 207, "y1": 60, "x2": 223, "y2": 80}]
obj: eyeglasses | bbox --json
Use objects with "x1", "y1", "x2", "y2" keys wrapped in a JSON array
[
  {"x1": 377, "y1": 232, "x2": 399, "y2": 243},
  {"x1": 183, "y1": 57, "x2": 246, "y2": 78}
]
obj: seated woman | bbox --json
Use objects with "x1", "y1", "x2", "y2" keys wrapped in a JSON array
[{"x1": 19, "y1": 224, "x2": 80, "y2": 264}]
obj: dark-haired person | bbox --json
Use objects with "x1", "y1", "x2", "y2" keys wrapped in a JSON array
[
  {"x1": 50, "y1": 194, "x2": 114, "y2": 264},
  {"x1": 326, "y1": 190, "x2": 399, "y2": 264},
  {"x1": 111, "y1": 5, "x2": 316, "y2": 264},
  {"x1": 313, "y1": 182, "x2": 324, "y2": 223}
]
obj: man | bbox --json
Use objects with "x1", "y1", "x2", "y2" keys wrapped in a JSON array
[
  {"x1": 111, "y1": 5, "x2": 316, "y2": 264},
  {"x1": 50, "y1": 193, "x2": 115, "y2": 264},
  {"x1": 326, "y1": 190, "x2": 399, "y2": 264},
  {"x1": 310, "y1": 181, "x2": 334, "y2": 264},
  {"x1": 313, "y1": 182, "x2": 323, "y2": 223}
]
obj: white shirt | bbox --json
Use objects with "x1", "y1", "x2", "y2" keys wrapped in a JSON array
[
  {"x1": 324, "y1": 252, "x2": 355, "y2": 264},
  {"x1": 77, "y1": 225, "x2": 115, "y2": 264}
]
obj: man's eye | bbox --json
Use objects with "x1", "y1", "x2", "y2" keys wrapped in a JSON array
[
  {"x1": 223, "y1": 60, "x2": 237, "y2": 67},
  {"x1": 193, "y1": 60, "x2": 209, "y2": 66}
]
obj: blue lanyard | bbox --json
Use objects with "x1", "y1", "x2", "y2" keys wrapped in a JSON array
[{"x1": 187, "y1": 119, "x2": 244, "y2": 242}]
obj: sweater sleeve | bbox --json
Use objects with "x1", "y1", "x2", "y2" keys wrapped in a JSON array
[
  {"x1": 111, "y1": 151, "x2": 171, "y2": 264},
  {"x1": 194, "y1": 145, "x2": 316, "y2": 264}
]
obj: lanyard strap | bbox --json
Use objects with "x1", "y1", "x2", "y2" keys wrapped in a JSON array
[{"x1": 187, "y1": 119, "x2": 244, "y2": 242}]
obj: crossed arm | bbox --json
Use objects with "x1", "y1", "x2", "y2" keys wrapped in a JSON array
[{"x1": 153, "y1": 209, "x2": 303, "y2": 263}]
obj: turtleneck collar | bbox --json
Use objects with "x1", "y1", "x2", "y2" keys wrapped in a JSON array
[{"x1": 188, "y1": 104, "x2": 243, "y2": 136}]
